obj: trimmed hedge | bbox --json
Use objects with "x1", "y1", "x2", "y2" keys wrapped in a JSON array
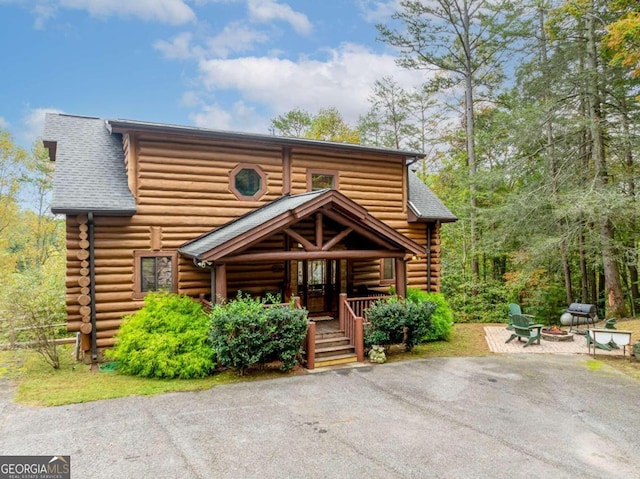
[
  {"x1": 209, "y1": 294, "x2": 308, "y2": 374},
  {"x1": 364, "y1": 296, "x2": 435, "y2": 351}
]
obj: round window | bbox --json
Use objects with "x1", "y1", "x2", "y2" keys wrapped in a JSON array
[
  {"x1": 230, "y1": 164, "x2": 267, "y2": 200},
  {"x1": 235, "y1": 168, "x2": 261, "y2": 197}
]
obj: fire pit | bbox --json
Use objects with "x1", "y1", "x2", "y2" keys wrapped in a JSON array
[{"x1": 541, "y1": 326, "x2": 574, "y2": 342}]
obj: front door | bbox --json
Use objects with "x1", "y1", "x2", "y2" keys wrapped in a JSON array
[{"x1": 298, "y1": 259, "x2": 339, "y2": 315}]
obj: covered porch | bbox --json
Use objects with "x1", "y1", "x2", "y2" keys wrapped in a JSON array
[{"x1": 180, "y1": 189, "x2": 425, "y2": 368}]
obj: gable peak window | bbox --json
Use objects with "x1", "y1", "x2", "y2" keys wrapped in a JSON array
[{"x1": 307, "y1": 169, "x2": 339, "y2": 191}]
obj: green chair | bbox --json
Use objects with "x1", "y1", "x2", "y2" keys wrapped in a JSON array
[
  {"x1": 507, "y1": 303, "x2": 535, "y2": 331},
  {"x1": 604, "y1": 319, "x2": 619, "y2": 348},
  {"x1": 505, "y1": 314, "x2": 543, "y2": 347},
  {"x1": 585, "y1": 330, "x2": 612, "y2": 352}
]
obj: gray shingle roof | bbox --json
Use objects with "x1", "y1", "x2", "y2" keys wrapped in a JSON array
[
  {"x1": 107, "y1": 118, "x2": 426, "y2": 159},
  {"x1": 44, "y1": 113, "x2": 136, "y2": 216},
  {"x1": 408, "y1": 170, "x2": 457, "y2": 222},
  {"x1": 179, "y1": 190, "x2": 327, "y2": 259}
]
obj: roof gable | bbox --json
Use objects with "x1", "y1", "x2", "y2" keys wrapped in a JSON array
[
  {"x1": 407, "y1": 171, "x2": 457, "y2": 223},
  {"x1": 43, "y1": 113, "x2": 136, "y2": 216},
  {"x1": 179, "y1": 189, "x2": 425, "y2": 262}
]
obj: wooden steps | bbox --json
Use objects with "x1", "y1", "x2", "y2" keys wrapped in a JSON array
[
  {"x1": 314, "y1": 354, "x2": 358, "y2": 368},
  {"x1": 305, "y1": 326, "x2": 358, "y2": 368}
]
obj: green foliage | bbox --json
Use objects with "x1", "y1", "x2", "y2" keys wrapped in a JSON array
[
  {"x1": 209, "y1": 294, "x2": 308, "y2": 374},
  {"x1": 442, "y1": 277, "x2": 512, "y2": 324},
  {"x1": 1, "y1": 256, "x2": 66, "y2": 369},
  {"x1": 406, "y1": 288, "x2": 453, "y2": 341},
  {"x1": 107, "y1": 294, "x2": 215, "y2": 379},
  {"x1": 263, "y1": 305, "x2": 309, "y2": 371},
  {"x1": 271, "y1": 107, "x2": 360, "y2": 144},
  {"x1": 364, "y1": 296, "x2": 435, "y2": 351},
  {"x1": 270, "y1": 108, "x2": 312, "y2": 137}
]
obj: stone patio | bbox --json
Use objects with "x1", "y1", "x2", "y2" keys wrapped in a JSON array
[{"x1": 484, "y1": 326, "x2": 632, "y2": 357}]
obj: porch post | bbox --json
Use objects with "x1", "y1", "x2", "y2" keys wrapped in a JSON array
[
  {"x1": 395, "y1": 257, "x2": 407, "y2": 299},
  {"x1": 339, "y1": 293, "x2": 347, "y2": 331},
  {"x1": 306, "y1": 321, "x2": 316, "y2": 370},
  {"x1": 214, "y1": 263, "x2": 227, "y2": 303},
  {"x1": 355, "y1": 316, "x2": 364, "y2": 362}
]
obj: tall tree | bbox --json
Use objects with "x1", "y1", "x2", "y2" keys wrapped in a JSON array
[
  {"x1": 549, "y1": 0, "x2": 629, "y2": 317},
  {"x1": 307, "y1": 107, "x2": 360, "y2": 143},
  {"x1": 377, "y1": 0, "x2": 517, "y2": 280},
  {"x1": 604, "y1": 1, "x2": 640, "y2": 78},
  {"x1": 271, "y1": 107, "x2": 360, "y2": 144},
  {"x1": 270, "y1": 108, "x2": 312, "y2": 137}
]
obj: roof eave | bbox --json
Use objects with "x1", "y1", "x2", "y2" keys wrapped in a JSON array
[
  {"x1": 409, "y1": 216, "x2": 458, "y2": 223},
  {"x1": 50, "y1": 207, "x2": 137, "y2": 217},
  {"x1": 106, "y1": 119, "x2": 426, "y2": 159}
]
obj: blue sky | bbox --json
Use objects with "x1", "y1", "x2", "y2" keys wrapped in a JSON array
[{"x1": 0, "y1": 0, "x2": 428, "y2": 147}]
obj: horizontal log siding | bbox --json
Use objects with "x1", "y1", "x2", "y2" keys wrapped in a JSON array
[
  {"x1": 67, "y1": 134, "x2": 289, "y2": 348},
  {"x1": 136, "y1": 137, "x2": 282, "y2": 220},
  {"x1": 66, "y1": 134, "x2": 443, "y2": 350},
  {"x1": 290, "y1": 152, "x2": 438, "y2": 293}
]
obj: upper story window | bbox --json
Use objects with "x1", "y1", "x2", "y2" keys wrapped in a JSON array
[
  {"x1": 229, "y1": 164, "x2": 267, "y2": 200},
  {"x1": 134, "y1": 251, "x2": 178, "y2": 298},
  {"x1": 307, "y1": 169, "x2": 339, "y2": 191}
]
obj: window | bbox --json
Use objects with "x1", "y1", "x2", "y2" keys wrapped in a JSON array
[
  {"x1": 134, "y1": 251, "x2": 178, "y2": 298},
  {"x1": 230, "y1": 164, "x2": 267, "y2": 200},
  {"x1": 307, "y1": 169, "x2": 339, "y2": 191},
  {"x1": 380, "y1": 258, "x2": 395, "y2": 285}
]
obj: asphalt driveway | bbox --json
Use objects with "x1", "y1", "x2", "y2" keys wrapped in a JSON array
[{"x1": 1, "y1": 355, "x2": 639, "y2": 478}]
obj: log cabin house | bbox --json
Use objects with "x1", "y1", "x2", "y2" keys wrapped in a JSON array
[{"x1": 43, "y1": 113, "x2": 456, "y2": 367}]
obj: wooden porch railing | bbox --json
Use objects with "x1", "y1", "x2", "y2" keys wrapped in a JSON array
[
  {"x1": 340, "y1": 293, "x2": 390, "y2": 365},
  {"x1": 343, "y1": 293, "x2": 389, "y2": 322}
]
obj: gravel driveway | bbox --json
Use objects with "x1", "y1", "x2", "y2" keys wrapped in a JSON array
[{"x1": 1, "y1": 355, "x2": 639, "y2": 478}]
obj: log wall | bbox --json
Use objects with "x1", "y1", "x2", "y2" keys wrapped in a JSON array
[{"x1": 65, "y1": 131, "x2": 444, "y2": 353}]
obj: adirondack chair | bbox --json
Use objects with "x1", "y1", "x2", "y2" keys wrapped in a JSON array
[
  {"x1": 505, "y1": 314, "x2": 543, "y2": 347},
  {"x1": 507, "y1": 303, "x2": 536, "y2": 331},
  {"x1": 603, "y1": 319, "x2": 619, "y2": 349}
]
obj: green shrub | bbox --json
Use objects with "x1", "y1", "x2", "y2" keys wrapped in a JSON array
[
  {"x1": 209, "y1": 293, "x2": 308, "y2": 374},
  {"x1": 263, "y1": 305, "x2": 309, "y2": 371},
  {"x1": 407, "y1": 288, "x2": 453, "y2": 342},
  {"x1": 107, "y1": 293, "x2": 215, "y2": 379},
  {"x1": 364, "y1": 296, "x2": 435, "y2": 351}
]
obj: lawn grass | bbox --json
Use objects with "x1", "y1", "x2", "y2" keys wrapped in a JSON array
[
  {"x1": 385, "y1": 322, "x2": 493, "y2": 362},
  {"x1": 0, "y1": 346, "x2": 299, "y2": 407},
  {"x1": 2, "y1": 320, "x2": 639, "y2": 407},
  {"x1": 593, "y1": 318, "x2": 640, "y2": 381}
]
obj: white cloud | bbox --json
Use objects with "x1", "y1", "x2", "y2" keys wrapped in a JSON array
[
  {"x1": 27, "y1": 0, "x2": 196, "y2": 26},
  {"x1": 190, "y1": 103, "x2": 233, "y2": 130},
  {"x1": 247, "y1": 0, "x2": 312, "y2": 35},
  {"x1": 21, "y1": 107, "x2": 65, "y2": 144},
  {"x1": 33, "y1": 2, "x2": 57, "y2": 29},
  {"x1": 206, "y1": 22, "x2": 270, "y2": 58},
  {"x1": 0, "y1": 116, "x2": 9, "y2": 130},
  {"x1": 155, "y1": 24, "x2": 269, "y2": 60},
  {"x1": 195, "y1": 43, "x2": 428, "y2": 127},
  {"x1": 155, "y1": 32, "x2": 202, "y2": 60},
  {"x1": 356, "y1": 0, "x2": 401, "y2": 23}
]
